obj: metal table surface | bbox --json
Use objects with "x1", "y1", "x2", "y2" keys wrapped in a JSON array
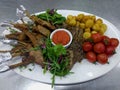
[{"x1": 0, "y1": 0, "x2": 120, "y2": 90}]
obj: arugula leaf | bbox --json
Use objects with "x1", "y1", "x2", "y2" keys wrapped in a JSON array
[
  {"x1": 53, "y1": 45, "x2": 66, "y2": 57},
  {"x1": 37, "y1": 9, "x2": 66, "y2": 25},
  {"x1": 41, "y1": 38, "x2": 71, "y2": 87}
]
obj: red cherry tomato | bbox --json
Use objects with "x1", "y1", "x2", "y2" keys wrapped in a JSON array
[
  {"x1": 86, "y1": 51, "x2": 97, "y2": 63},
  {"x1": 97, "y1": 53, "x2": 108, "y2": 64},
  {"x1": 110, "y1": 38, "x2": 119, "y2": 48},
  {"x1": 91, "y1": 33, "x2": 102, "y2": 43},
  {"x1": 93, "y1": 42, "x2": 105, "y2": 54},
  {"x1": 102, "y1": 35, "x2": 110, "y2": 46},
  {"x1": 105, "y1": 46, "x2": 115, "y2": 56},
  {"x1": 82, "y1": 42, "x2": 93, "y2": 52}
]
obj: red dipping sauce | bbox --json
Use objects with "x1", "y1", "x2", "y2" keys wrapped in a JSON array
[{"x1": 52, "y1": 30, "x2": 70, "y2": 45}]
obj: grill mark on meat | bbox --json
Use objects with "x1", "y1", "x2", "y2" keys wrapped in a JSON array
[{"x1": 61, "y1": 24, "x2": 84, "y2": 69}]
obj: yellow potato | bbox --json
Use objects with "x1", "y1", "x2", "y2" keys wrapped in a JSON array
[
  {"x1": 101, "y1": 23, "x2": 107, "y2": 30},
  {"x1": 67, "y1": 15, "x2": 73, "y2": 20},
  {"x1": 85, "y1": 19, "x2": 94, "y2": 28},
  {"x1": 73, "y1": 16, "x2": 76, "y2": 20},
  {"x1": 91, "y1": 30, "x2": 97, "y2": 34},
  {"x1": 80, "y1": 23, "x2": 85, "y2": 29},
  {"x1": 69, "y1": 19, "x2": 76, "y2": 26},
  {"x1": 81, "y1": 16, "x2": 87, "y2": 23},
  {"x1": 85, "y1": 28, "x2": 91, "y2": 32},
  {"x1": 99, "y1": 24, "x2": 107, "y2": 34},
  {"x1": 96, "y1": 18, "x2": 103, "y2": 24},
  {"x1": 90, "y1": 15, "x2": 96, "y2": 22},
  {"x1": 83, "y1": 32, "x2": 91, "y2": 39},
  {"x1": 92, "y1": 23, "x2": 101, "y2": 31},
  {"x1": 76, "y1": 14, "x2": 84, "y2": 21}
]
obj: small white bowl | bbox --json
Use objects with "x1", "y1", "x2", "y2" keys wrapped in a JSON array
[{"x1": 50, "y1": 28, "x2": 73, "y2": 48}]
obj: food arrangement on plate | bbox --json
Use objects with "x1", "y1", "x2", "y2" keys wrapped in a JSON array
[{"x1": 0, "y1": 5, "x2": 119, "y2": 87}]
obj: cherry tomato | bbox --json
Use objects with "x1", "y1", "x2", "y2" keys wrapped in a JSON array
[
  {"x1": 91, "y1": 33, "x2": 102, "y2": 43},
  {"x1": 82, "y1": 42, "x2": 93, "y2": 52},
  {"x1": 86, "y1": 51, "x2": 97, "y2": 63},
  {"x1": 105, "y1": 46, "x2": 115, "y2": 56},
  {"x1": 110, "y1": 38, "x2": 119, "y2": 48},
  {"x1": 102, "y1": 35, "x2": 110, "y2": 46},
  {"x1": 97, "y1": 53, "x2": 108, "y2": 64},
  {"x1": 93, "y1": 42, "x2": 105, "y2": 53}
]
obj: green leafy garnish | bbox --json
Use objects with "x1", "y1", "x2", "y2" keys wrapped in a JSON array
[
  {"x1": 19, "y1": 63, "x2": 35, "y2": 72},
  {"x1": 42, "y1": 38, "x2": 71, "y2": 87},
  {"x1": 37, "y1": 9, "x2": 66, "y2": 25},
  {"x1": 7, "y1": 27, "x2": 18, "y2": 34},
  {"x1": 19, "y1": 65, "x2": 27, "y2": 72},
  {"x1": 28, "y1": 68, "x2": 32, "y2": 71}
]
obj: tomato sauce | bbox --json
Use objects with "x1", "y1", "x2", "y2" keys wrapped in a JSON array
[{"x1": 52, "y1": 30, "x2": 70, "y2": 45}]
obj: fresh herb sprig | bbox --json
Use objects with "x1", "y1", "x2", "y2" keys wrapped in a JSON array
[
  {"x1": 7, "y1": 27, "x2": 18, "y2": 34},
  {"x1": 37, "y1": 9, "x2": 66, "y2": 25},
  {"x1": 42, "y1": 38, "x2": 71, "y2": 87}
]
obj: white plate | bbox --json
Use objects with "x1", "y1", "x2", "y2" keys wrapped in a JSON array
[{"x1": 1, "y1": 10, "x2": 120, "y2": 85}]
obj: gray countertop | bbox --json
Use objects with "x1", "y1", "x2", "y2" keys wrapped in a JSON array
[{"x1": 0, "y1": 0, "x2": 120, "y2": 90}]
